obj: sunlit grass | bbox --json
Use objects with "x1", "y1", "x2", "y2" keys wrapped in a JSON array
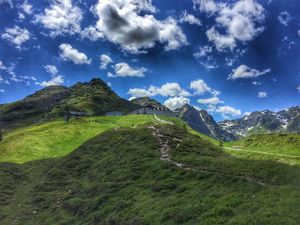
[
  {"x1": 223, "y1": 133, "x2": 300, "y2": 165},
  {"x1": 0, "y1": 115, "x2": 156, "y2": 163},
  {"x1": 0, "y1": 115, "x2": 218, "y2": 163}
]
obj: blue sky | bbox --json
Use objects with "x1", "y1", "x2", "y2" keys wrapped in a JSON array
[{"x1": 0, "y1": 0, "x2": 299, "y2": 121}]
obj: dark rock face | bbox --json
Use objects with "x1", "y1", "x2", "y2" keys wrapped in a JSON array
[
  {"x1": 198, "y1": 110, "x2": 237, "y2": 142},
  {"x1": 219, "y1": 106, "x2": 300, "y2": 137},
  {"x1": 0, "y1": 78, "x2": 138, "y2": 130},
  {"x1": 178, "y1": 104, "x2": 236, "y2": 141},
  {"x1": 179, "y1": 105, "x2": 212, "y2": 137}
]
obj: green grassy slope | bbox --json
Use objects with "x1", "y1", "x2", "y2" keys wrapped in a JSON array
[
  {"x1": 0, "y1": 115, "x2": 156, "y2": 163},
  {"x1": 223, "y1": 133, "x2": 300, "y2": 165},
  {"x1": 0, "y1": 115, "x2": 218, "y2": 163},
  {"x1": 0, "y1": 125, "x2": 299, "y2": 225}
]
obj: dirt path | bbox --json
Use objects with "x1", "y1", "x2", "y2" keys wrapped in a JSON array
[
  {"x1": 224, "y1": 147, "x2": 300, "y2": 158},
  {"x1": 153, "y1": 114, "x2": 174, "y2": 125},
  {"x1": 149, "y1": 126, "x2": 277, "y2": 188}
]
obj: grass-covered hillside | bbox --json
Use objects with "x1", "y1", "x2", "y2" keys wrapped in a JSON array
[
  {"x1": 0, "y1": 115, "x2": 217, "y2": 163},
  {"x1": 0, "y1": 115, "x2": 157, "y2": 163},
  {"x1": 227, "y1": 133, "x2": 300, "y2": 154},
  {"x1": 0, "y1": 124, "x2": 299, "y2": 225},
  {"x1": 224, "y1": 133, "x2": 300, "y2": 165}
]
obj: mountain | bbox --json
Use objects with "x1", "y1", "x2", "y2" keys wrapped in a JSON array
[
  {"x1": 178, "y1": 104, "x2": 236, "y2": 141},
  {"x1": 219, "y1": 106, "x2": 300, "y2": 138},
  {"x1": 130, "y1": 97, "x2": 168, "y2": 110},
  {"x1": 0, "y1": 124, "x2": 298, "y2": 225},
  {"x1": 0, "y1": 78, "x2": 138, "y2": 130}
]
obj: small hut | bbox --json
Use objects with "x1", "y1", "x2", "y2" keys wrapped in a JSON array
[{"x1": 106, "y1": 111, "x2": 123, "y2": 116}]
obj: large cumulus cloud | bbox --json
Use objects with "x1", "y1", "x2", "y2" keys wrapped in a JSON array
[{"x1": 91, "y1": 0, "x2": 187, "y2": 53}]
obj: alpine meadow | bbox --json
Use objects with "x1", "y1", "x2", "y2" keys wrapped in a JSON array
[{"x1": 0, "y1": 0, "x2": 299, "y2": 225}]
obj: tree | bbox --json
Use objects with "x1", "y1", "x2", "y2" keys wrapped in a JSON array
[{"x1": 0, "y1": 129, "x2": 2, "y2": 142}]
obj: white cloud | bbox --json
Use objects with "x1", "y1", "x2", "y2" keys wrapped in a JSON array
[
  {"x1": 151, "y1": 83, "x2": 190, "y2": 97},
  {"x1": 215, "y1": 105, "x2": 241, "y2": 117},
  {"x1": 37, "y1": 75, "x2": 64, "y2": 87},
  {"x1": 193, "y1": 0, "x2": 220, "y2": 15},
  {"x1": 197, "y1": 96, "x2": 223, "y2": 105},
  {"x1": 194, "y1": 45, "x2": 213, "y2": 57},
  {"x1": 179, "y1": 11, "x2": 201, "y2": 25},
  {"x1": 59, "y1": 43, "x2": 91, "y2": 65},
  {"x1": 258, "y1": 92, "x2": 267, "y2": 98},
  {"x1": 297, "y1": 85, "x2": 300, "y2": 93},
  {"x1": 20, "y1": 0, "x2": 33, "y2": 14},
  {"x1": 190, "y1": 79, "x2": 219, "y2": 96},
  {"x1": 1, "y1": 26, "x2": 30, "y2": 49},
  {"x1": 127, "y1": 82, "x2": 190, "y2": 98},
  {"x1": 252, "y1": 81, "x2": 261, "y2": 86},
  {"x1": 0, "y1": 0, "x2": 13, "y2": 8},
  {"x1": 206, "y1": 27, "x2": 236, "y2": 51},
  {"x1": 35, "y1": 0, "x2": 83, "y2": 37},
  {"x1": 1, "y1": 63, "x2": 34, "y2": 85},
  {"x1": 37, "y1": 64, "x2": 64, "y2": 87},
  {"x1": 18, "y1": 13, "x2": 25, "y2": 21},
  {"x1": 100, "y1": 54, "x2": 113, "y2": 69},
  {"x1": 127, "y1": 88, "x2": 152, "y2": 98},
  {"x1": 278, "y1": 11, "x2": 292, "y2": 26},
  {"x1": 0, "y1": 61, "x2": 7, "y2": 70},
  {"x1": 0, "y1": 76, "x2": 10, "y2": 84},
  {"x1": 164, "y1": 97, "x2": 190, "y2": 110},
  {"x1": 195, "y1": 0, "x2": 265, "y2": 51},
  {"x1": 91, "y1": 0, "x2": 187, "y2": 53},
  {"x1": 108, "y1": 63, "x2": 147, "y2": 78},
  {"x1": 193, "y1": 45, "x2": 218, "y2": 70},
  {"x1": 44, "y1": 65, "x2": 58, "y2": 76},
  {"x1": 80, "y1": 26, "x2": 104, "y2": 41},
  {"x1": 228, "y1": 65, "x2": 271, "y2": 79},
  {"x1": 298, "y1": 30, "x2": 300, "y2": 37}
]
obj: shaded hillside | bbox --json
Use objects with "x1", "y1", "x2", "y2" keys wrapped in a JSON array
[
  {"x1": 178, "y1": 104, "x2": 236, "y2": 141},
  {"x1": 0, "y1": 124, "x2": 299, "y2": 225},
  {"x1": 0, "y1": 78, "x2": 139, "y2": 130}
]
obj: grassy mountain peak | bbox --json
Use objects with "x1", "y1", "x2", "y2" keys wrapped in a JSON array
[{"x1": 0, "y1": 77, "x2": 139, "y2": 130}]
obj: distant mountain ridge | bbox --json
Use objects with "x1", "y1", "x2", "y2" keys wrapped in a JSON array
[{"x1": 219, "y1": 106, "x2": 300, "y2": 138}]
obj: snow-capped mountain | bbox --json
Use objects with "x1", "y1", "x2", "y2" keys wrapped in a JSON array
[{"x1": 219, "y1": 106, "x2": 300, "y2": 137}]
